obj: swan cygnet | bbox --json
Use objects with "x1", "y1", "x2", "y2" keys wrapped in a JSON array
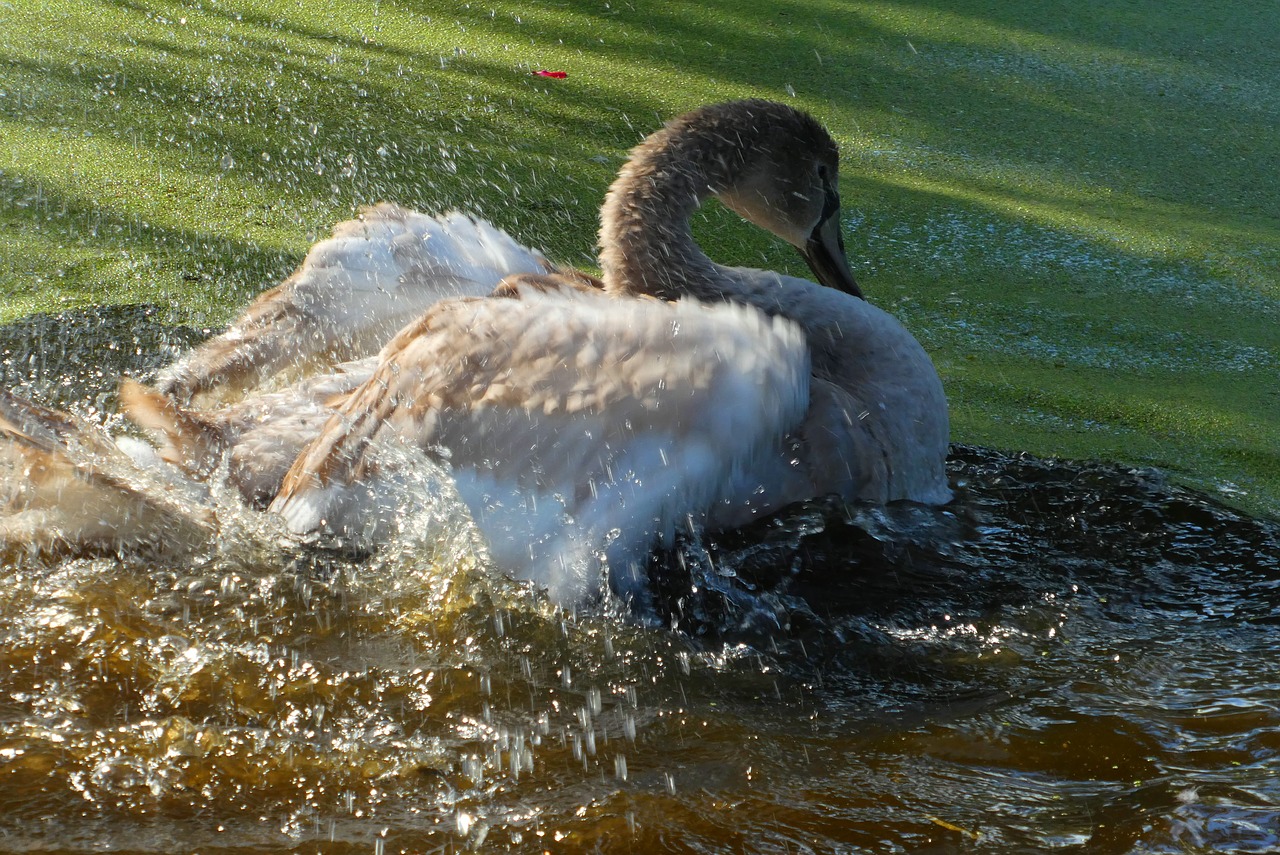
[{"x1": 266, "y1": 99, "x2": 951, "y2": 604}]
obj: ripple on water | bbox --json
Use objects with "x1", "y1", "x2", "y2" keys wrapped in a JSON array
[{"x1": 2, "y1": 309, "x2": 1280, "y2": 852}]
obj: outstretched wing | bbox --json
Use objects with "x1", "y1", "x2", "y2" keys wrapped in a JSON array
[
  {"x1": 270, "y1": 285, "x2": 810, "y2": 602},
  {"x1": 157, "y1": 205, "x2": 552, "y2": 403}
]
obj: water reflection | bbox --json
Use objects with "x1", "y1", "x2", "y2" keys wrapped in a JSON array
[{"x1": 1, "y1": 306, "x2": 1278, "y2": 853}]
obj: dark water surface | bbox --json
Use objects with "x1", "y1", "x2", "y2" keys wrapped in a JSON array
[{"x1": 2, "y1": 308, "x2": 1279, "y2": 853}]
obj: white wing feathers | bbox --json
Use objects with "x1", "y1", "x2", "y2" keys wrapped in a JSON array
[
  {"x1": 157, "y1": 205, "x2": 551, "y2": 403},
  {"x1": 271, "y1": 287, "x2": 810, "y2": 601}
]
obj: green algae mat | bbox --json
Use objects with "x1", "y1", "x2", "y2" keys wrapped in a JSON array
[{"x1": 2, "y1": 0, "x2": 1277, "y2": 518}]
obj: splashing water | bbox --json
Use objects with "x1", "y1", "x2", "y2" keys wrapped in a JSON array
[{"x1": 2, "y1": 306, "x2": 1279, "y2": 853}]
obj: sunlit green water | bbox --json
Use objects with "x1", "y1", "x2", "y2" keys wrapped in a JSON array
[
  {"x1": 4, "y1": 0, "x2": 1279, "y2": 518},
  {"x1": 4, "y1": 0, "x2": 1279, "y2": 847}
]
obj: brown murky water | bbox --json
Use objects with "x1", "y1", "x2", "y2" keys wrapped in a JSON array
[{"x1": 2, "y1": 308, "x2": 1279, "y2": 853}]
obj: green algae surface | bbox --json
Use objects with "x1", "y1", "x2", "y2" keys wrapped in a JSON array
[{"x1": 1, "y1": 0, "x2": 1277, "y2": 517}]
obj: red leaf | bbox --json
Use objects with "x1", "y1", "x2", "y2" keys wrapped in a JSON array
[{"x1": 533, "y1": 70, "x2": 568, "y2": 79}]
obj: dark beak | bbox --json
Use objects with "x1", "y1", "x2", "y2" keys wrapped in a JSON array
[{"x1": 802, "y1": 212, "x2": 862, "y2": 298}]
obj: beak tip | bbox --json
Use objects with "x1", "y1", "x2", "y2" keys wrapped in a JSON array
[{"x1": 802, "y1": 228, "x2": 862, "y2": 299}]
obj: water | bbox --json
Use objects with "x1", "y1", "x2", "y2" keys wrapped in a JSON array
[{"x1": 2, "y1": 306, "x2": 1279, "y2": 853}]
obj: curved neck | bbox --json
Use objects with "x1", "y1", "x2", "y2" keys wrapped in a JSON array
[{"x1": 598, "y1": 129, "x2": 737, "y2": 302}]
